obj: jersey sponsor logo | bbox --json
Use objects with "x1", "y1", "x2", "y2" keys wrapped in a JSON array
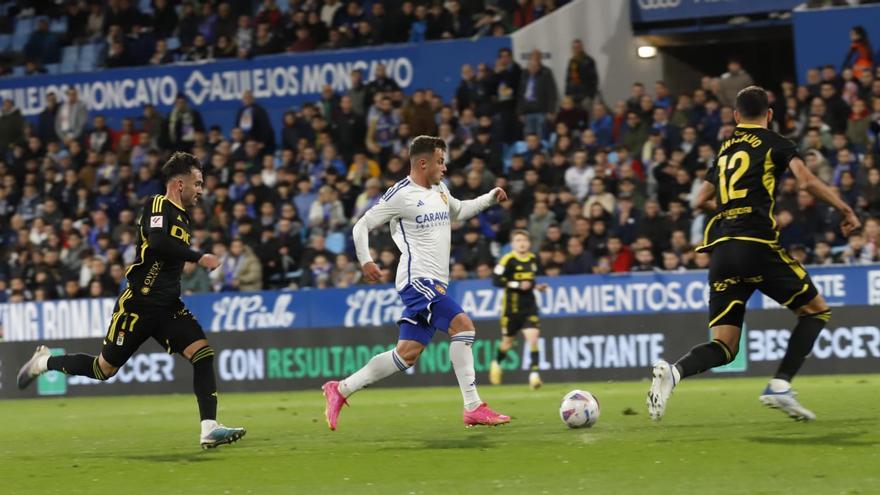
[
  {"x1": 150, "y1": 215, "x2": 163, "y2": 228},
  {"x1": 637, "y1": 0, "x2": 681, "y2": 9},
  {"x1": 142, "y1": 261, "x2": 163, "y2": 291},
  {"x1": 414, "y1": 211, "x2": 450, "y2": 224},
  {"x1": 170, "y1": 225, "x2": 191, "y2": 245}
]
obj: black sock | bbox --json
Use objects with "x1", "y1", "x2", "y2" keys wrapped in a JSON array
[
  {"x1": 530, "y1": 350, "x2": 540, "y2": 371},
  {"x1": 47, "y1": 354, "x2": 107, "y2": 380},
  {"x1": 191, "y1": 346, "x2": 217, "y2": 421},
  {"x1": 495, "y1": 349, "x2": 508, "y2": 363},
  {"x1": 775, "y1": 311, "x2": 830, "y2": 382},
  {"x1": 674, "y1": 339, "x2": 734, "y2": 379}
]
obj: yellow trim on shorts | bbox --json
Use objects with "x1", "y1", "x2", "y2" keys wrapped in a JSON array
[
  {"x1": 709, "y1": 300, "x2": 744, "y2": 328},
  {"x1": 781, "y1": 283, "x2": 810, "y2": 308}
]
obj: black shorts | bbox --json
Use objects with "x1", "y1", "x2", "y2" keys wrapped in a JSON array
[
  {"x1": 708, "y1": 240, "x2": 819, "y2": 329},
  {"x1": 101, "y1": 288, "x2": 207, "y2": 368},
  {"x1": 500, "y1": 312, "x2": 540, "y2": 337}
]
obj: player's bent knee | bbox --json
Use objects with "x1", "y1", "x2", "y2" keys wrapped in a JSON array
[
  {"x1": 97, "y1": 355, "x2": 118, "y2": 380},
  {"x1": 189, "y1": 345, "x2": 215, "y2": 365},
  {"x1": 795, "y1": 294, "x2": 829, "y2": 317},
  {"x1": 448, "y1": 313, "x2": 475, "y2": 335}
]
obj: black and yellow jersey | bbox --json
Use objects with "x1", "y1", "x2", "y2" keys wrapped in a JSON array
[
  {"x1": 126, "y1": 194, "x2": 200, "y2": 305},
  {"x1": 492, "y1": 251, "x2": 540, "y2": 316},
  {"x1": 697, "y1": 124, "x2": 800, "y2": 252}
]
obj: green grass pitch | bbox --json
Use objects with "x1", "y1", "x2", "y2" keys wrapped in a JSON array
[{"x1": 1, "y1": 375, "x2": 878, "y2": 494}]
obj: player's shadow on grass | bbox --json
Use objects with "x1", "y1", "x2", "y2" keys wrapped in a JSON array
[
  {"x1": 121, "y1": 453, "x2": 221, "y2": 463},
  {"x1": 746, "y1": 431, "x2": 877, "y2": 447},
  {"x1": 416, "y1": 432, "x2": 496, "y2": 450}
]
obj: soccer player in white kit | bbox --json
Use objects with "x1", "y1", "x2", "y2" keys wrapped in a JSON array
[{"x1": 322, "y1": 136, "x2": 511, "y2": 429}]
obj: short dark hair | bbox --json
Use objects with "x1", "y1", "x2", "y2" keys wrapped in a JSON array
[
  {"x1": 408, "y1": 135, "x2": 446, "y2": 158},
  {"x1": 161, "y1": 152, "x2": 201, "y2": 185},
  {"x1": 734, "y1": 85, "x2": 769, "y2": 119}
]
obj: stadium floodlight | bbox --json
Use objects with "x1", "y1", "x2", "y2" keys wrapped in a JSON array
[{"x1": 637, "y1": 45, "x2": 658, "y2": 59}]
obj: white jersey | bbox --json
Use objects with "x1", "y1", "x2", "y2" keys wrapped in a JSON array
[{"x1": 353, "y1": 176, "x2": 497, "y2": 292}]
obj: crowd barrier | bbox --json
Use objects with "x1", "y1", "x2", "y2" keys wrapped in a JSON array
[
  {"x1": 1, "y1": 264, "x2": 877, "y2": 341},
  {"x1": 3, "y1": 306, "x2": 878, "y2": 398}
]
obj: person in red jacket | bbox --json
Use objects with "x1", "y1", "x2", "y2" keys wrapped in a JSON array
[{"x1": 607, "y1": 235, "x2": 634, "y2": 272}]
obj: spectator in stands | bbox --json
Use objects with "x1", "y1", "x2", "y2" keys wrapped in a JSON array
[
  {"x1": 366, "y1": 96, "x2": 400, "y2": 164},
  {"x1": 55, "y1": 88, "x2": 89, "y2": 143},
  {"x1": 152, "y1": 0, "x2": 178, "y2": 39},
  {"x1": 236, "y1": 90, "x2": 275, "y2": 154},
  {"x1": 253, "y1": 21, "x2": 283, "y2": 56},
  {"x1": 181, "y1": 262, "x2": 212, "y2": 295},
  {"x1": 0, "y1": 98, "x2": 25, "y2": 153},
  {"x1": 166, "y1": 94, "x2": 204, "y2": 152},
  {"x1": 149, "y1": 39, "x2": 174, "y2": 65},
  {"x1": 219, "y1": 238, "x2": 263, "y2": 292},
  {"x1": 235, "y1": 15, "x2": 254, "y2": 57},
  {"x1": 518, "y1": 50, "x2": 558, "y2": 140},
  {"x1": 25, "y1": 17, "x2": 61, "y2": 65},
  {"x1": 565, "y1": 39, "x2": 599, "y2": 111},
  {"x1": 308, "y1": 185, "x2": 346, "y2": 234},
  {"x1": 717, "y1": 57, "x2": 754, "y2": 107}
]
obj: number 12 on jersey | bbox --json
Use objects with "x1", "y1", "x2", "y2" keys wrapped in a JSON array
[{"x1": 717, "y1": 150, "x2": 750, "y2": 204}]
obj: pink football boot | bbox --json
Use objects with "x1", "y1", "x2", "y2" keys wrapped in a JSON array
[
  {"x1": 322, "y1": 381, "x2": 348, "y2": 431},
  {"x1": 463, "y1": 403, "x2": 511, "y2": 427}
]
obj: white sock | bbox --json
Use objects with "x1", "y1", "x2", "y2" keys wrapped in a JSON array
[
  {"x1": 769, "y1": 378, "x2": 791, "y2": 393},
  {"x1": 671, "y1": 364, "x2": 681, "y2": 385},
  {"x1": 450, "y1": 331, "x2": 481, "y2": 411},
  {"x1": 36, "y1": 354, "x2": 49, "y2": 373},
  {"x1": 339, "y1": 349, "x2": 408, "y2": 398},
  {"x1": 200, "y1": 419, "x2": 219, "y2": 437}
]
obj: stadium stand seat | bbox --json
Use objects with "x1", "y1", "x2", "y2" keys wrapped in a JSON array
[
  {"x1": 45, "y1": 63, "x2": 60, "y2": 74},
  {"x1": 60, "y1": 45, "x2": 78, "y2": 73},
  {"x1": 49, "y1": 17, "x2": 68, "y2": 34},
  {"x1": 167, "y1": 37, "x2": 181, "y2": 51},
  {"x1": 0, "y1": 34, "x2": 10, "y2": 53},
  {"x1": 325, "y1": 233, "x2": 347, "y2": 255},
  {"x1": 14, "y1": 17, "x2": 34, "y2": 37},
  {"x1": 11, "y1": 32, "x2": 29, "y2": 52},
  {"x1": 77, "y1": 43, "x2": 101, "y2": 72},
  {"x1": 11, "y1": 65, "x2": 24, "y2": 77}
]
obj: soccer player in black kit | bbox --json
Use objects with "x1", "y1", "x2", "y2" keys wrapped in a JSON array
[
  {"x1": 17, "y1": 152, "x2": 246, "y2": 449},
  {"x1": 647, "y1": 86, "x2": 860, "y2": 422},
  {"x1": 489, "y1": 230, "x2": 549, "y2": 389}
]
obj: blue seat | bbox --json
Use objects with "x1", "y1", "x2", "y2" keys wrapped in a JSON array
[
  {"x1": 49, "y1": 17, "x2": 67, "y2": 34},
  {"x1": 166, "y1": 37, "x2": 180, "y2": 51},
  {"x1": 11, "y1": 32, "x2": 29, "y2": 52},
  {"x1": 61, "y1": 45, "x2": 77, "y2": 63},
  {"x1": 60, "y1": 58, "x2": 76, "y2": 73},
  {"x1": 12, "y1": 65, "x2": 24, "y2": 77},
  {"x1": 0, "y1": 34, "x2": 10, "y2": 52},
  {"x1": 14, "y1": 17, "x2": 34, "y2": 36},
  {"x1": 77, "y1": 42, "x2": 101, "y2": 71},
  {"x1": 45, "y1": 63, "x2": 60, "y2": 74}
]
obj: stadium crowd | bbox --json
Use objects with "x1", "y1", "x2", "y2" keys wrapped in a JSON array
[
  {"x1": 2, "y1": 0, "x2": 564, "y2": 75},
  {"x1": 1, "y1": 21, "x2": 880, "y2": 302}
]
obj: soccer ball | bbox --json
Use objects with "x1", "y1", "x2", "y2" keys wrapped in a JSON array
[{"x1": 559, "y1": 389, "x2": 600, "y2": 428}]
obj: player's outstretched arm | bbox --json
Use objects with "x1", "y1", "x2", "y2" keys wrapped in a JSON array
[
  {"x1": 789, "y1": 157, "x2": 861, "y2": 236},
  {"x1": 449, "y1": 187, "x2": 507, "y2": 221}
]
